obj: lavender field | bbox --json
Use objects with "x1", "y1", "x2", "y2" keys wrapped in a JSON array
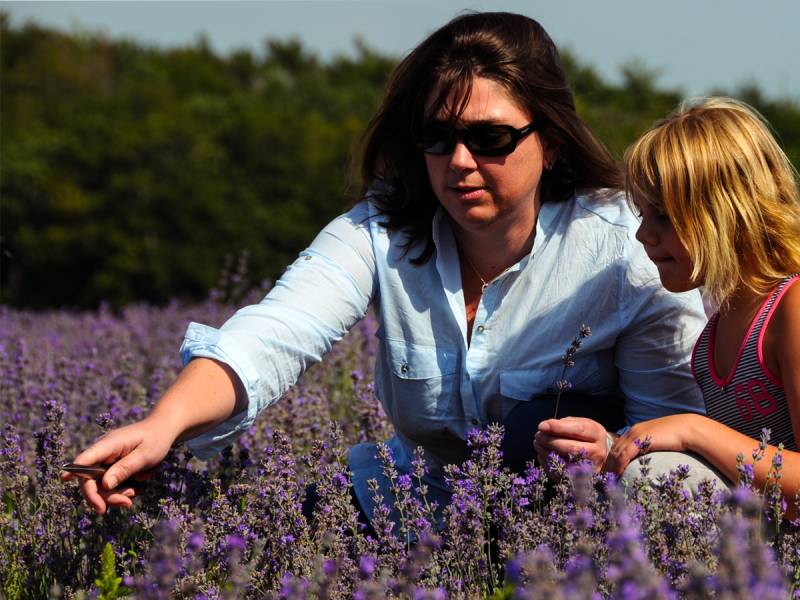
[{"x1": 1, "y1": 289, "x2": 799, "y2": 599}]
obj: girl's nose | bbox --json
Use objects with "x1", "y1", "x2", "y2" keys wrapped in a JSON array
[
  {"x1": 449, "y1": 140, "x2": 478, "y2": 171},
  {"x1": 635, "y1": 219, "x2": 658, "y2": 247}
]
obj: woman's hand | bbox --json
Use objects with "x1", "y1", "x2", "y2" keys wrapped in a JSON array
[
  {"x1": 61, "y1": 358, "x2": 245, "y2": 514},
  {"x1": 604, "y1": 414, "x2": 698, "y2": 476},
  {"x1": 534, "y1": 416, "x2": 609, "y2": 472},
  {"x1": 60, "y1": 416, "x2": 178, "y2": 514}
]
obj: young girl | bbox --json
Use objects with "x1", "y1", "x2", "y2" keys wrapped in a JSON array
[{"x1": 607, "y1": 97, "x2": 800, "y2": 516}]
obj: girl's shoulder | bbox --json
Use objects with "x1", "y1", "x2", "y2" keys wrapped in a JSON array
[
  {"x1": 769, "y1": 275, "x2": 800, "y2": 329},
  {"x1": 763, "y1": 274, "x2": 800, "y2": 384}
]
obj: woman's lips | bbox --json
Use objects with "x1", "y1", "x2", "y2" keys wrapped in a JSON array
[{"x1": 450, "y1": 186, "x2": 486, "y2": 201}]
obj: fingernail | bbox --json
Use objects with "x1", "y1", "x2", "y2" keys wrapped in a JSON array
[{"x1": 106, "y1": 476, "x2": 117, "y2": 489}]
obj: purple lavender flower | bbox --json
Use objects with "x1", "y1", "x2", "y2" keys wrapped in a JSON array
[
  {"x1": 3, "y1": 296, "x2": 797, "y2": 597},
  {"x1": 225, "y1": 534, "x2": 246, "y2": 552},
  {"x1": 553, "y1": 324, "x2": 591, "y2": 418}
]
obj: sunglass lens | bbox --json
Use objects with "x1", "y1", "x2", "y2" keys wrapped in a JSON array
[
  {"x1": 418, "y1": 124, "x2": 454, "y2": 155},
  {"x1": 417, "y1": 123, "x2": 525, "y2": 156},
  {"x1": 468, "y1": 126, "x2": 515, "y2": 155}
]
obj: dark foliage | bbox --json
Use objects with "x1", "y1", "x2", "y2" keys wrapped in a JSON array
[{"x1": 1, "y1": 14, "x2": 799, "y2": 308}]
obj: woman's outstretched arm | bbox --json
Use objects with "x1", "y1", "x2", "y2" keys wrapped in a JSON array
[
  {"x1": 63, "y1": 203, "x2": 376, "y2": 514},
  {"x1": 61, "y1": 357, "x2": 246, "y2": 514}
]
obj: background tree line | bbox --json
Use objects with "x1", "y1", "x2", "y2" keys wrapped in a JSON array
[{"x1": 2, "y1": 13, "x2": 799, "y2": 309}]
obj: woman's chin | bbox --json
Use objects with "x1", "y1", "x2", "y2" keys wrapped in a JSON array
[{"x1": 442, "y1": 203, "x2": 496, "y2": 227}]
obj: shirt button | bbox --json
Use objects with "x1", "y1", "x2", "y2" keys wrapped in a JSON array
[
  {"x1": 476, "y1": 325, "x2": 485, "y2": 334},
  {"x1": 304, "y1": 255, "x2": 312, "y2": 261},
  {"x1": 470, "y1": 417, "x2": 480, "y2": 426},
  {"x1": 400, "y1": 362, "x2": 409, "y2": 374}
]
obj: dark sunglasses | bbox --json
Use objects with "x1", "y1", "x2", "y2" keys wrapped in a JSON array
[{"x1": 416, "y1": 120, "x2": 537, "y2": 157}]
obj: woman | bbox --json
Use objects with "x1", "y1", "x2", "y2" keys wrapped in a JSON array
[{"x1": 64, "y1": 12, "x2": 707, "y2": 528}]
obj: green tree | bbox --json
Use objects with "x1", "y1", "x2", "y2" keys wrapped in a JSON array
[{"x1": 1, "y1": 14, "x2": 798, "y2": 308}]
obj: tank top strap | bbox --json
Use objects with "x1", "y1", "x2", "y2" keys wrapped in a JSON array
[{"x1": 740, "y1": 273, "x2": 800, "y2": 367}]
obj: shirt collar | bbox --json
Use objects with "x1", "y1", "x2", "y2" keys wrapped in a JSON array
[{"x1": 432, "y1": 204, "x2": 549, "y2": 278}]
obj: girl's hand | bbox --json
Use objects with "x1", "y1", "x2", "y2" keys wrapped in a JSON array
[
  {"x1": 60, "y1": 416, "x2": 177, "y2": 514},
  {"x1": 604, "y1": 414, "x2": 698, "y2": 475},
  {"x1": 534, "y1": 417, "x2": 609, "y2": 472}
]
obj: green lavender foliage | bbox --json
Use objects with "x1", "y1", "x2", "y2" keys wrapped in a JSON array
[{"x1": 96, "y1": 542, "x2": 131, "y2": 600}]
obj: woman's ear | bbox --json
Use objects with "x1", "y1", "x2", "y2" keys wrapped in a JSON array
[{"x1": 541, "y1": 136, "x2": 560, "y2": 171}]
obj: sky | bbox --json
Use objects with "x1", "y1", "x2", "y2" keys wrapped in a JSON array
[{"x1": 2, "y1": 1, "x2": 799, "y2": 101}]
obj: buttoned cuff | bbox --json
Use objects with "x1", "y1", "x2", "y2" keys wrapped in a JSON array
[{"x1": 179, "y1": 322, "x2": 261, "y2": 459}]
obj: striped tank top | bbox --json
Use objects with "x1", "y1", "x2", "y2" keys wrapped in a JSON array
[{"x1": 692, "y1": 274, "x2": 799, "y2": 451}]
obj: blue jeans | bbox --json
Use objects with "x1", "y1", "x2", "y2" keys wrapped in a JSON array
[
  {"x1": 500, "y1": 392, "x2": 626, "y2": 474},
  {"x1": 620, "y1": 451, "x2": 730, "y2": 494}
]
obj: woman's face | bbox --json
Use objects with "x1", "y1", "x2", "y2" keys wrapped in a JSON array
[
  {"x1": 634, "y1": 200, "x2": 698, "y2": 292},
  {"x1": 424, "y1": 77, "x2": 553, "y2": 235}
]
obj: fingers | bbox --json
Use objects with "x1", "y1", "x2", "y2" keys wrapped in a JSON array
[
  {"x1": 62, "y1": 423, "x2": 165, "y2": 514},
  {"x1": 538, "y1": 417, "x2": 605, "y2": 443},
  {"x1": 67, "y1": 422, "x2": 165, "y2": 489},
  {"x1": 605, "y1": 434, "x2": 644, "y2": 475},
  {"x1": 70, "y1": 434, "x2": 122, "y2": 472},
  {"x1": 535, "y1": 431, "x2": 588, "y2": 457},
  {"x1": 78, "y1": 477, "x2": 106, "y2": 514},
  {"x1": 104, "y1": 487, "x2": 137, "y2": 509},
  {"x1": 535, "y1": 429, "x2": 607, "y2": 471},
  {"x1": 533, "y1": 437, "x2": 550, "y2": 467},
  {"x1": 102, "y1": 450, "x2": 152, "y2": 490},
  {"x1": 73, "y1": 474, "x2": 138, "y2": 514}
]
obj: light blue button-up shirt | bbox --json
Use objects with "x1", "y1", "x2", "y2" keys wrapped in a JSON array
[{"x1": 181, "y1": 191, "x2": 707, "y2": 525}]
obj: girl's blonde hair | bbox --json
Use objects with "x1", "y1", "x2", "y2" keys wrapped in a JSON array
[{"x1": 625, "y1": 97, "x2": 800, "y2": 307}]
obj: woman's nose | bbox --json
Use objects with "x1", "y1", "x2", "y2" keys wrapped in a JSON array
[{"x1": 448, "y1": 140, "x2": 478, "y2": 171}]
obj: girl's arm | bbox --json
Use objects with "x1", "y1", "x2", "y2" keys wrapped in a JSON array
[
  {"x1": 606, "y1": 413, "x2": 800, "y2": 517},
  {"x1": 606, "y1": 283, "x2": 800, "y2": 518},
  {"x1": 605, "y1": 283, "x2": 800, "y2": 518}
]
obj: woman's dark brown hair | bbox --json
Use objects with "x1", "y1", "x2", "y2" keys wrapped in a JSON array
[{"x1": 360, "y1": 11, "x2": 622, "y2": 263}]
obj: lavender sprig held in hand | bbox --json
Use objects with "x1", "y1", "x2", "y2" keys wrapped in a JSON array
[{"x1": 553, "y1": 324, "x2": 591, "y2": 419}]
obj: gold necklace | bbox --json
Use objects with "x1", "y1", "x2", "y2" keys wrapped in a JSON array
[{"x1": 461, "y1": 250, "x2": 492, "y2": 293}]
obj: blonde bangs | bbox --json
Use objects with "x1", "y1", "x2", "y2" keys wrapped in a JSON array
[
  {"x1": 624, "y1": 128, "x2": 665, "y2": 210},
  {"x1": 625, "y1": 97, "x2": 800, "y2": 306}
]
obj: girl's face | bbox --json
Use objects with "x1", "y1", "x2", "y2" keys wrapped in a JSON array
[
  {"x1": 634, "y1": 200, "x2": 698, "y2": 292},
  {"x1": 423, "y1": 77, "x2": 554, "y2": 235}
]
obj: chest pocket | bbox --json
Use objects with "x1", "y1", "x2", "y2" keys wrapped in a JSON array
[
  {"x1": 384, "y1": 338, "x2": 459, "y2": 424},
  {"x1": 500, "y1": 353, "x2": 606, "y2": 402},
  {"x1": 500, "y1": 368, "x2": 562, "y2": 401}
]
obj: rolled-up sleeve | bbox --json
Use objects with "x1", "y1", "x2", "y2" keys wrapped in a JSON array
[
  {"x1": 615, "y1": 239, "x2": 708, "y2": 425},
  {"x1": 181, "y1": 202, "x2": 377, "y2": 458}
]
